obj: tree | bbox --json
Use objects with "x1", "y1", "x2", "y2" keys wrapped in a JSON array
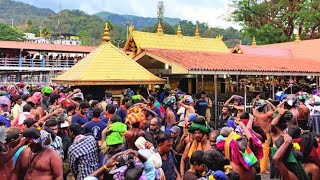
[
  {"x1": 230, "y1": 0, "x2": 320, "y2": 45},
  {"x1": 77, "y1": 30, "x2": 90, "y2": 45},
  {"x1": 0, "y1": 22, "x2": 25, "y2": 41},
  {"x1": 41, "y1": 26, "x2": 51, "y2": 40}
]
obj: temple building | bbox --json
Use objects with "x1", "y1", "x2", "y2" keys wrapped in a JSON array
[
  {"x1": 123, "y1": 23, "x2": 320, "y2": 106},
  {"x1": 52, "y1": 23, "x2": 165, "y2": 98}
]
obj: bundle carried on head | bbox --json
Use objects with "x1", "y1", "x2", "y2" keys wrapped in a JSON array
[
  {"x1": 188, "y1": 116, "x2": 210, "y2": 135},
  {"x1": 234, "y1": 95, "x2": 244, "y2": 105},
  {"x1": 297, "y1": 92, "x2": 308, "y2": 101},
  {"x1": 224, "y1": 132, "x2": 258, "y2": 170},
  {"x1": 125, "y1": 110, "x2": 146, "y2": 129},
  {"x1": 273, "y1": 110, "x2": 293, "y2": 124},
  {"x1": 101, "y1": 122, "x2": 127, "y2": 154}
]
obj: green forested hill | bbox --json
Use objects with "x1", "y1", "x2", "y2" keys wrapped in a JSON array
[
  {"x1": 95, "y1": 11, "x2": 180, "y2": 29},
  {"x1": 0, "y1": 0, "x2": 248, "y2": 47},
  {"x1": 0, "y1": 0, "x2": 55, "y2": 24}
]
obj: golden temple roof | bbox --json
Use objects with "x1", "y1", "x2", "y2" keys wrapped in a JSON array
[
  {"x1": 124, "y1": 26, "x2": 229, "y2": 58},
  {"x1": 52, "y1": 23, "x2": 165, "y2": 86}
]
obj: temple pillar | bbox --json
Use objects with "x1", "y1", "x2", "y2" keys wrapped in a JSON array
[
  {"x1": 272, "y1": 75, "x2": 275, "y2": 99},
  {"x1": 201, "y1": 75, "x2": 204, "y2": 91},
  {"x1": 214, "y1": 74, "x2": 218, "y2": 129},
  {"x1": 188, "y1": 78, "x2": 192, "y2": 94},
  {"x1": 195, "y1": 75, "x2": 198, "y2": 94}
]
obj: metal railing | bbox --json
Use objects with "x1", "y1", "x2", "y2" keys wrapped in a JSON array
[
  {"x1": 212, "y1": 101, "x2": 253, "y2": 121},
  {"x1": 0, "y1": 58, "x2": 75, "y2": 69}
]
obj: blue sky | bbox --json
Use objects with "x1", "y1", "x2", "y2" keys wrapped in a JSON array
[{"x1": 17, "y1": 0, "x2": 239, "y2": 29}]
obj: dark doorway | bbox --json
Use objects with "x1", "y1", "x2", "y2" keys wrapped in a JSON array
[{"x1": 179, "y1": 78, "x2": 188, "y2": 93}]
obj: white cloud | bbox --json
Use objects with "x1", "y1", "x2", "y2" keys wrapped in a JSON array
[{"x1": 17, "y1": 0, "x2": 240, "y2": 29}]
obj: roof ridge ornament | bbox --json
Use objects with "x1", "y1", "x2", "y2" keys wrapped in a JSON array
[
  {"x1": 251, "y1": 37, "x2": 257, "y2": 47},
  {"x1": 177, "y1": 24, "x2": 182, "y2": 37},
  {"x1": 216, "y1": 35, "x2": 223, "y2": 40},
  {"x1": 157, "y1": 22, "x2": 164, "y2": 35},
  {"x1": 295, "y1": 33, "x2": 301, "y2": 42},
  {"x1": 129, "y1": 24, "x2": 135, "y2": 34},
  {"x1": 102, "y1": 22, "x2": 111, "y2": 43},
  {"x1": 194, "y1": 25, "x2": 200, "y2": 38}
]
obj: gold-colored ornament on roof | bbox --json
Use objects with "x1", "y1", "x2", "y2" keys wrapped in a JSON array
[
  {"x1": 194, "y1": 25, "x2": 200, "y2": 38},
  {"x1": 295, "y1": 34, "x2": 301, "y2": 42},
  {"x1": 129, "y1": 24, "x2": 135, "y2": 33},
  {"x1": 102, "y1": 22, "x2": 111, "y2": 43},
  {"x1": 177, "y1": 24, "x2": 182, "y2": 37},
  {"x1": 251, "y1": 37, "x2": 257, "y2": 47},
  {"x1": 157, "y1": 22, "x2": 163, "y2": 35},
  {"x1": 216, "y1": 35, "x2": 223, "y2": 40}
]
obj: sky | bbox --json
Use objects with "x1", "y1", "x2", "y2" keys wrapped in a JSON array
[{"x1": 17, "y1": 0, "x2": 240, "y2": 29}]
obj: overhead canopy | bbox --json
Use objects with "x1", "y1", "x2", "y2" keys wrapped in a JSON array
[
  {"x1": 124, "y1": 23, "x2": 229, "y2": 58},
  {"x1": 135, "y1": 48, "x2": 320, "y2": 76},
  {"x1": 52, "y1": 23, "x2": 165, "y2": 86}
]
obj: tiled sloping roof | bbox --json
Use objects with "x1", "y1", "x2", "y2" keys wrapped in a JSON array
[
  {"x1": 233, "y1": 45, "x2": 293, "y2": 58},
  {"x1": 52, "y1": 42, "x2": 165, "y2": 85},
  {"x1": 260, "y1": 39, "x2": 320, "y2": 61},
  {"x1": 0, "y1": 41, "x2": 96, "y2": 53},
  {"x1": 144, "y1": 48, "x2": 320, "y2": 73},
  {"x1": 130, "y1": 31, "x2": 229, "y2": 53}
]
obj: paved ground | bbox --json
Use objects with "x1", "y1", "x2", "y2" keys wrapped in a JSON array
[
  {"x1": 261, "y1": 174, "x2": 280, "y2": 180},
  {"x1": 261, "y1": 174, "x2": 269, "y2": 180}
]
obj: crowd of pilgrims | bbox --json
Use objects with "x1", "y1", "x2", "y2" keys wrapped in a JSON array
[{"x1": 0, "y1": 82, "x2": 320, "y2": 180}]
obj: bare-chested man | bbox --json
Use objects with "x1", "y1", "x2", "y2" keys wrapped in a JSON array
[
  {"x1": 277, "y1": 97, "x2": 299, "y2": 126},
  {"x1": 180, "y1": 116, "x2": 212, "y2": 178},
  {"x1": 252, "y1": 99, "x2": 276, "y2": 173},
  {"x1": 297, "y1": 93, "x2": 310, "y2": 130},
  {"x1": 0, "y1": 127, "x2": 26, "y2": 180},
  {"x1": 270, "y1": 108, "x2": 292, "y2": 143},
  {"x1": 26, "y1": 97, "x2": 42, "y2": 121},
  {"x1": 165, "y1": 104, "x2": 176, "y2": 134},
  {"x1": 175, "y1": 113, "x2": 197, "y2": 153},
  {"x1": 11, "y1": 127, "x2": 63, "y2": 180},
  {"x1": 179, "y1": 95, "x2": 195, "y2": 125},
  {"x1": 224, "y1": 95, "x2": 245, "y2": 118},
  {"x1": 272, "y1": 134, "x2": 310, "y2": 180}
]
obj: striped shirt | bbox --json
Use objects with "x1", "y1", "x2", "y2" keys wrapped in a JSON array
[
  {"x1": 68, "y1": 135, "x2": 99, "y2": 180},
  {"x1": 51, "y1": 135, "x2": 64, "y2": 159}
]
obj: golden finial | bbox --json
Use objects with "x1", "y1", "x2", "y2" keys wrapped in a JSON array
[
  {"x1": 157, "y1": 22, "x2": 163, "y2": 35},
  {"x1": 216, "y1": 35, "x2": 223, "y2": 40},
  {"x1": 129, "y1": 24, "x2": 134, "y2": 33},
  {"x1": 102, "y1": 22, "x2": 111, "y2": 43},
  {"x1": 295, "y1": 34, "x2": 301, "y2": 42},
  {"x1": 194, "y1": 25, "x2": 200, "y2": 38},
  {"x1": 251, "y1": 37, "x2": 257, "y2": 47},
  {"x1": 239, "y1": 40, "x2": 242, "y2": 45},
  {"x1": 177, "y1": 24, "x2": 182, "y2": 37}
]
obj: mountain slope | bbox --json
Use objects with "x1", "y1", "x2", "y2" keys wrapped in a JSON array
[
  {"x1": 0, "y1": 0, "x2": 55, "y2": 24},
  {"x1": 95, "y1": 11, "x2": 180, "y2": 29}
]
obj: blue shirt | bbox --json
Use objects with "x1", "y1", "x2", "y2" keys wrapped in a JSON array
[
  {"x1": 83, "y1": 120, "x2": 107, "y2": 140},
  {"x1": 71, "y1": 113, "x2": 88, "y2": 126},
  {"x1": 0, "y1": 115, "x2": 10, "y2": 127},
  {"x1": 116, "y1": 107, "x2": 126, "y2": 122},
  {"x1": 151, "y1": 106, "x2": 161, "y2": 117},
  {"x1": 161, "y1": 150, "x2": 176, "y2": 180}
]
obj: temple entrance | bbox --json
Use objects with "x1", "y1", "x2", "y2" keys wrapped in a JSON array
[{"x1": 179, "y1": 78, "x2": 196, "y2": 94}]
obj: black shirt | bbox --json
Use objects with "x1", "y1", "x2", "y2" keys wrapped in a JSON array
[
  {"x1": 144, "y1": 130, "x2": 166, "y2": 148},
  {"x1": 195, "y1": 99, "x2": 208, "y2": 117},
  {"x1": 219, "y1": 115, "x2": 230, "y2": 128}
]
